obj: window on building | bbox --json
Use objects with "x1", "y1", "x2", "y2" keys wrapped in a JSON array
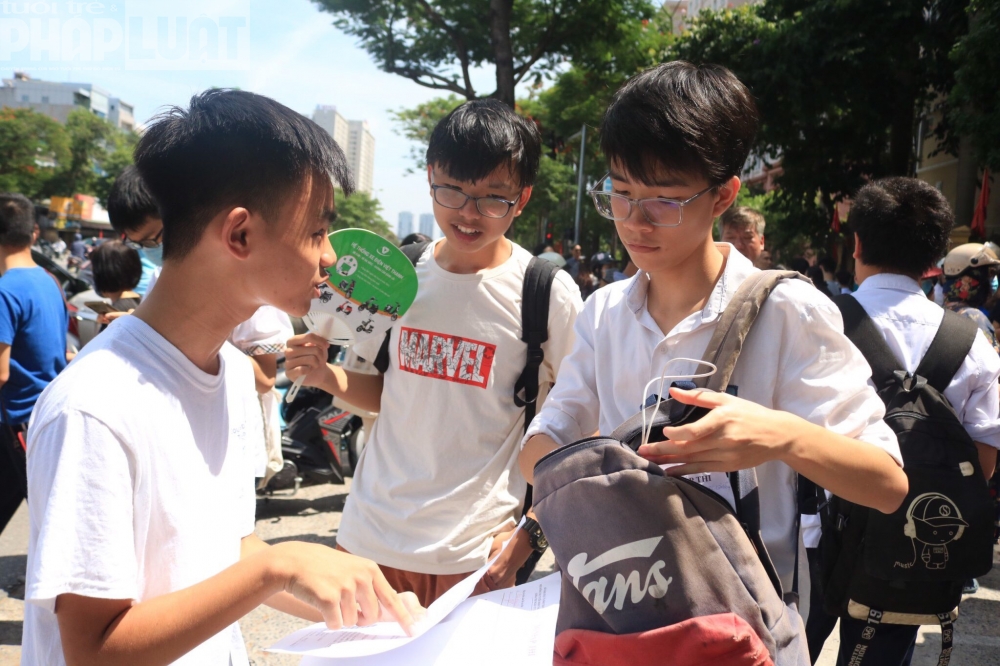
[
  {"x1": 21, "y1": 95, "x2": 28, "y2": 102},
  {"x1": 41, "y1": 96, "x2": 49, "y2": 103}
]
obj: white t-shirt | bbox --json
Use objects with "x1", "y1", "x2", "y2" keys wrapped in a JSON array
[
  {"x1": 526, "y1": 244, "x2": 901, "y2": 592},
  {"x1": 338, "y1": 239, "x2": 583, "y2": 574},
  {"x1": 23, "y1": 316, "x2": 263, "y2": 666}
]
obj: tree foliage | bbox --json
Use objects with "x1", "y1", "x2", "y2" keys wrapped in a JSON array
[
  {"x1": 672, "y1": 0, "x2": 970, "y2": 242},
  {"x1": 950, "y1": 0, "x2": 1000, "y2": 171},
  {"x1": 333, "y1": 187, "x2": 398, "y2": 243},
  {"x1": 0, "y1": 107, "x2": 69, "y2": 199},
  {"x1": 311, "y1": 0, "x2": 653, "y2": 106},
  {"x1": 389, "y1": 94, "x2": 464, "y2": 172}
]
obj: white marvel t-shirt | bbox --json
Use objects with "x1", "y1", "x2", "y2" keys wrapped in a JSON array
[
  {"x1": 23, "y1": 316, "x2": 262, "y2": 666},
  {"x1": 338, "y1": 240, "x2": 583, "y2": 574}
]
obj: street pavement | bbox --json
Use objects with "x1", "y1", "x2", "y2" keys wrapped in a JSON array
[{"x1": 1, "y1": 481, "x2": 998, "y2": 665}]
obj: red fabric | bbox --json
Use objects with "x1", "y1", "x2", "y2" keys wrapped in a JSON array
[
  {"x1": 553, "y1": 613, "x2": 774, "y2": 666},
  {"x1": 971, "y1": 168, "x2": 990, "y2": 237},
  {"x1": 831, "y1": 205, "x2": 841, "y2": 233}
]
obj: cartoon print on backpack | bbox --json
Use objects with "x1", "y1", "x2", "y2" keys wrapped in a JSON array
[{"x1": 900, "y1": 493, "x2": 968, "y2": 571}]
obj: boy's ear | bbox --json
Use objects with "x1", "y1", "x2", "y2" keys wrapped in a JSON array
[
  {"x1": 710, "y1": 176, "x2": 742, "y2": 219},
  {"x1": 427, "y1": 163, "x2": 434, "y2": 188},
  {"x1": 853, "y1": 233, "x2": 863, "y2": 262},
  {"x1": 512, "y1": 186, "x2": 533, "y2": 217},
  {"x1": 221, "y1": 207, "x2": 253, "y2": 261}
]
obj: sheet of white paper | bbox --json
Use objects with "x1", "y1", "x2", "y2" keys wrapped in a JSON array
[
  {"x1": 300, "y1": 572, "x2": 561, "y2": 665},
  {"x1": 268, "y1": 519, "x2": 525, "y2": 659}
]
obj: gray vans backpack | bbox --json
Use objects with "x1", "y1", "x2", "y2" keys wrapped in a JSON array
[{"x1": 533, "y1": 271, "x2": 811, "y2": 666}]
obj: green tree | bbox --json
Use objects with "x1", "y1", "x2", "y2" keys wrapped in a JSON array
[
  {"x1": 0, "y1": 107, "x2": 69, "y2": 198},
  {"x1": 950, "y1": 0, "x2": 1000, "y2": 170},
  {"x1": 389, "y1": 95, "x2": 464, "y2": 172},
  {"x1": 333, "y1": 188, "x2": 398, "y2": 243},
  {"x1": 673, "y1": 0, "x2": 970, "y2": 243},
  {"x1": 44, "y1": 108, "x2": 116, "y2": 198},
  {"x1": 92, "y1": 128, "x2": 140, "y2": 206},
  {"x1": 311, "y1": 0, "x2": 653, "y2": 106}
]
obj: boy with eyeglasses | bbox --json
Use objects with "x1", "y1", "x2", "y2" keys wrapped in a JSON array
[
  {"x1": 518, "y1": 62, "x2": 909, "y2": 640},
  {"x1": 285, "y1": 99, "x2": 583, "y2": 606}
]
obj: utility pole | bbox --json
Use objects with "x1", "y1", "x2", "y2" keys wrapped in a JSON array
[{"x1": 573, "y1": 124, "x2": 587, "y2": 246}]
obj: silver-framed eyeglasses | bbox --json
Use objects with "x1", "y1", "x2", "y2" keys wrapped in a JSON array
[
  {"x1": 589, "y1": 174, "x2": 716, "y2": 228},
  {"x1": 431, "y1": 184, "x2": 521, "y2": 219}
]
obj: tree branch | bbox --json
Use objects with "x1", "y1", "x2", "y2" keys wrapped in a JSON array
[{"x1": 412, "y1": 0, "x2": 476, "y2": 97}]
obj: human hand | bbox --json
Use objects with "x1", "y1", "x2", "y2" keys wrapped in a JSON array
[
  {"x1": 271, "y1": 542, "x2": 420, "y2": 635},
  {"x1": 635, "y1": 387, "x2": 798, "y2": 476},
  {"x1": 483, "y1": 527, "x2": 533, "y2": 591},
  {"x1": 284, "y1": 333, "x2": 333, "y2": 387}
]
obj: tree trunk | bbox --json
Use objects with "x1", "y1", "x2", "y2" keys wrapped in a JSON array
[{"x1": 489, "y1": 0, "x2": 515, "y2": 107}]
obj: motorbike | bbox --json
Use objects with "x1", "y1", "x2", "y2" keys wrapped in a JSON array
[
  {"x1": 260, "y1": 362, "x2": 366, "y2": 496},
  {"x1": 384, "y1": 302, "x2": 400, "y2": 321},
  {"x1": 356, "y1": 318, "x2": 375, "y2": 334}
]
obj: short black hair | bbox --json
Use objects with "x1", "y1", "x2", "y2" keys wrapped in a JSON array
[
  {"x1": 836, "y1": 269, "x2": 853, "y2": 287},
  {"x1": 91, "y1": 240, "x2": 142, "y2": 295},
  {"x1": 108, "y1": 165, "x2": 160, "y2": 235},
  {"x1": 400, "y1": 232, "x2": 432, "y2": 247},
  {"x1": 601, "y1": 61, "x2": 758, "y2": 186},
  {"x1": 426, "y1": 99, "x2": 541, "y2": 188},
  {"x1": 135, "y1": 89, "x2": 354, "y2": 260},
  {"x1": 0, "y1": 193, "x2": 35, "y2": 249},
  {"x1": 852, "y1": 177, "x2": 953, "y2": 276}
]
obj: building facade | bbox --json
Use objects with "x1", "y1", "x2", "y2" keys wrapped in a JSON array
[
  {"x1": 419, "y1": 213, "x2": 435, "y2": 238},
  {"x1": 313, "y1": 106, "x2": 376, "y2": 194},
  {"x1": 398, "y1": 211, "x2": 414, "y2": 238},
  {"x1": 0, "y1": 72, "x2": 133, "y2": 130}
]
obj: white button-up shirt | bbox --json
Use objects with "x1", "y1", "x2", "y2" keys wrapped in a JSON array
[
  {"x1": 851, "y1": 272, "x2": 1000, "y2": 448},
  {"x1": 525, "y1": 245, "x2": 901, "y2": 591}
]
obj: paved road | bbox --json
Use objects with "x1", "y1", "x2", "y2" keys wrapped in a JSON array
[{"x1": 1, "y1": 483, "x2": 998, "y2": 665}]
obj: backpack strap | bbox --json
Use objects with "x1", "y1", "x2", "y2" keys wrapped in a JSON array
[
  {"x1": 513, "y1": 257, "x2": 560, "y2": 433},
  {"x1": 694, "y1": 270, "x2": 809, "y2": 598},
  {"x1": 832, "y1": 294, "x2": 900, "y2": 387},
  {"x1": 373, "y1": 241, "x2": 430, "y2": 373},
  {"x1": 914, "y1": 310, "x2": 978, "y2": 395}
]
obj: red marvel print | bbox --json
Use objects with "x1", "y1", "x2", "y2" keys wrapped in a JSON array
[{"x1": 397, "y1": 327, "x2": 496, "y2": 388}]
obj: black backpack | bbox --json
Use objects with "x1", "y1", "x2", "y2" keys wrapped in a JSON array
[
  {"x1": 822, "y1": 295, "x2": 995, "y2": 664},
  {"x1": 373, "y1": 241, "x2": 560, "y2": 582}
]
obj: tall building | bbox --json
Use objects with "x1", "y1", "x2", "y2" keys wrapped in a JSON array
[
  {"x1": 398, "y1": 212, "x2": 414, "y2": 238},
  {"x1": 348, "y1": 120, "x2": 375, "y2": 195},
  {"x1": 0, "y1": 72, "x2": 134, "y2": 130},
  {"x1": 312, "y1": 106, "x2": 376, "y2": 194},
  {"x1": 419, "y1": 213, "x2": 435, "y2": 238},
  {"x1": 313, "y1": 105, "x2": 350, "y2": 152}
]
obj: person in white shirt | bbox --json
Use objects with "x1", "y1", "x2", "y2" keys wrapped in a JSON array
[
  {"x1": 828, "y1": 177, "x2": 1000, "y2": 665},
  {"x1": 519, "y1": 61, "x2": 908, "y2": 637},
  {"x1": 23, "y1": 89, "x2": 417, "y2": 666},
  {"x1": 285, "y1": 100, "x2": 583, "y2": 607}
]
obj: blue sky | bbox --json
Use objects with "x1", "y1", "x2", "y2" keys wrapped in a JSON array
[{"x1": 0, "y1": 0, "x2": 511, "y2": 237}]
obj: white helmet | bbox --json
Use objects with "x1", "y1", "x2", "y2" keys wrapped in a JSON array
[{"x1": 943, "y1": 243, "x2": 1000, "y2": 277}]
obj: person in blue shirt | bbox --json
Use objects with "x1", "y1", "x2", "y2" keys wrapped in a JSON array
[{"x1": 0, "y1": 193, "x2": 68, "y2": 534}]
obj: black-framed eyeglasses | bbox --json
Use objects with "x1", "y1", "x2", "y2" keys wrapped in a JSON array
[
  {"x1": 122, "y1": 229, "x2": 162, "y2": 249},
  {"x1": 589, "y1": 174, "x2": 716, "y2": 228},
  {"x1": 431, "y1": 184, "x2": 521, "y2": 219}
]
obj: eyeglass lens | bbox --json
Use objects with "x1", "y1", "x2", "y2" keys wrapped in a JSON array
[
  {"x1": 434, "y1": 187, "x2": 511, "y2": 219},
  {"x1": 592, "y1": 193, "x2": 682, "y2": 226}
]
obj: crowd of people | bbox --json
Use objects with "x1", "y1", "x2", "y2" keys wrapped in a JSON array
[{"x1": 0, "y1": 59, "x2": 996, "y2": 666}]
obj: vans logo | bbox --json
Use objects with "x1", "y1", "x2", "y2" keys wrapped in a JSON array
[
  {"x1": 397, "y1": 327, "x2": 496, "y2": 388},
  {"x1": 567, "y1": 536, "x2": 673, "y2": 615}
]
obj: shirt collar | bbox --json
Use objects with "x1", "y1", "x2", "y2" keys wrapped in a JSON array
[
  {"x1": 625, "y1": 243, "x2": 757, "y2": 326},
  {"x1": 857, "y1": 272, "x2": 923, "y2": 295}
]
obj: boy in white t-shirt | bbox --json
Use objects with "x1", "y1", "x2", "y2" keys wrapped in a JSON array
[
  {"x1": 285, "y1": 99, "x2": 583, "y2": 607},
  {"x1": 518, "y1": 63, "x2": 909, "y2": 631},
  {"x1": 23, "y1": 90, "x2": 416, "y2": 666}
]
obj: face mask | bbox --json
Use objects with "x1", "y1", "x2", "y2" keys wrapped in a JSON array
[
  {"x1": 992, "y1": 275, "x2": 998, "y2": 294},
  {"x1": 143, "y1": 245, "x2": 164, "y2": 267},
  {"x1": 921, "y1": 281, "x2": 933, "y2": 296}
]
